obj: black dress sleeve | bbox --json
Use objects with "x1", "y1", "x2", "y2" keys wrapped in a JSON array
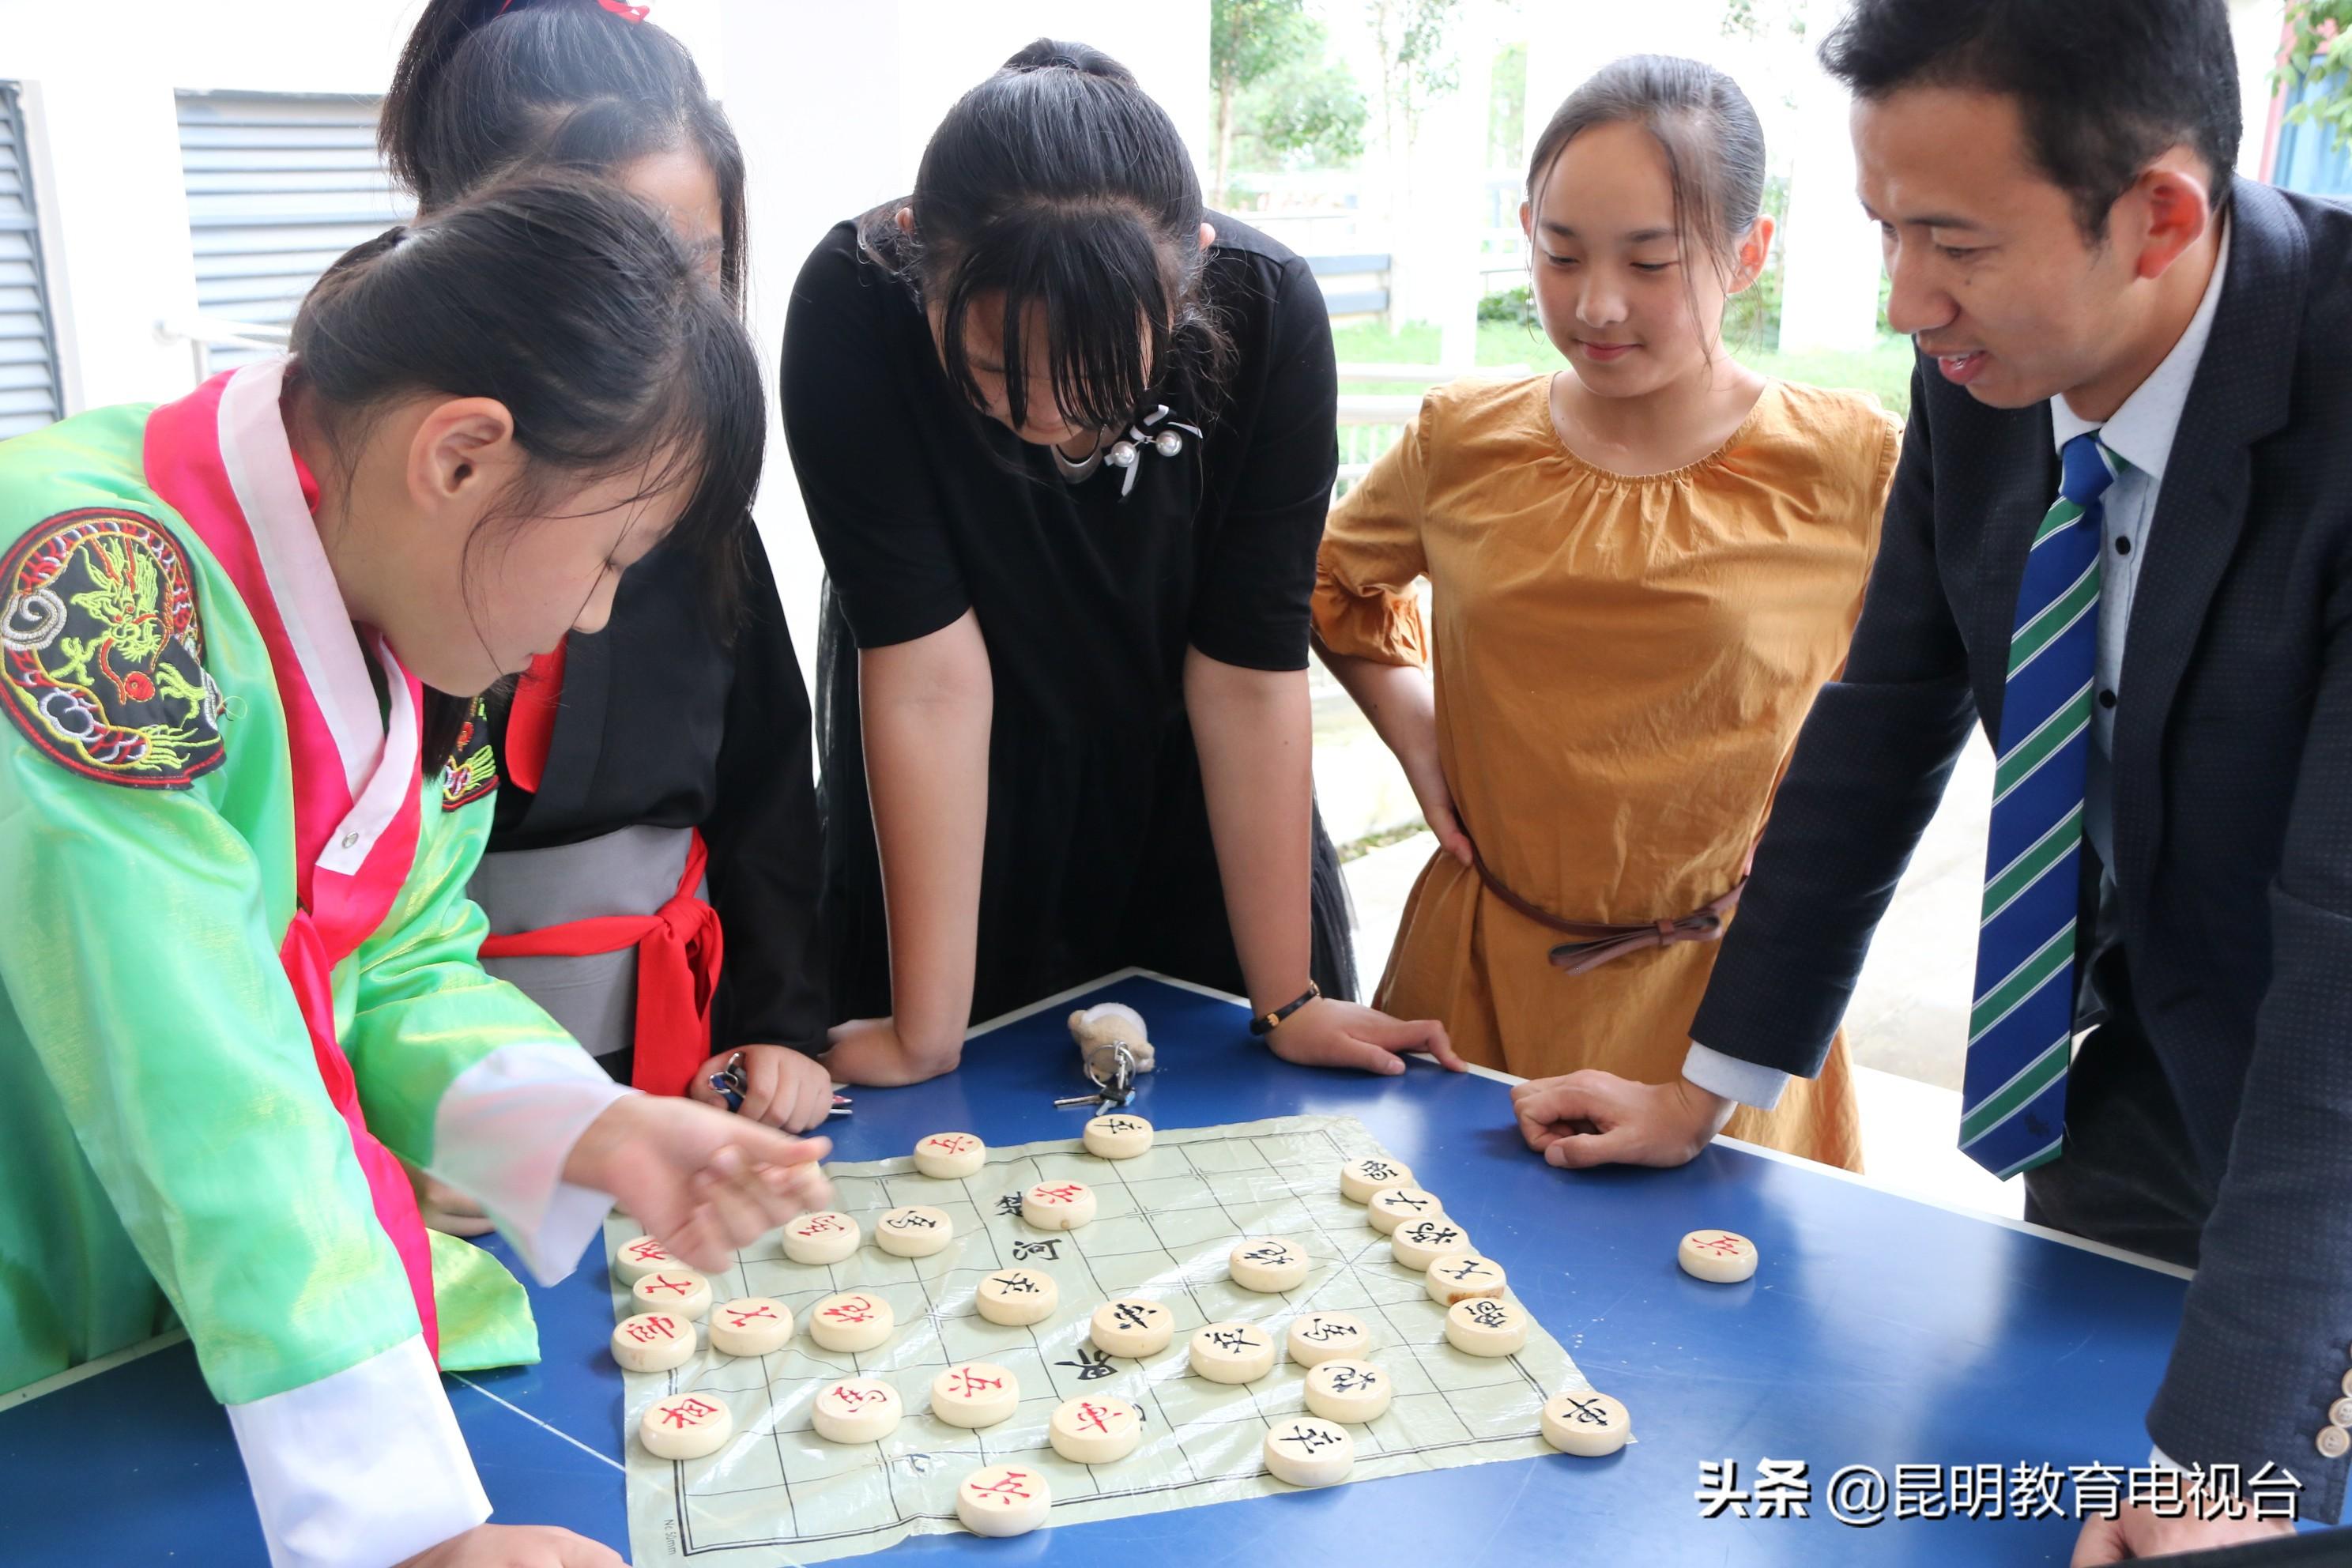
[
  {"x1": 782, "y1": 223, "x2": 971, "y2": 650},
  {"x1": 1187, "y1": 254, "x2": 1339, "y2": 673},
  {"x1": 703, "y1": 535, "x2": 831, "y2": 1054}
]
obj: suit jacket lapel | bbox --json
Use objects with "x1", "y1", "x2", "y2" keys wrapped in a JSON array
[
  {"x1": 2112, "y1": 184, "x2": 2305, "y2": 906},
  {"x1": 1965, "y1": 405, "x2": 2063, "y2": 743}
]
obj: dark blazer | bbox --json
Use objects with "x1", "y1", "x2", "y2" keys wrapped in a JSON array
[{"x1": 1691, "y1": 180, "x2": 2352, "y2": 1521}]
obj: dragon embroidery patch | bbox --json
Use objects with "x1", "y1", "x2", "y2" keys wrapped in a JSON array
[
  {"x1": 440, "y1": 695, "x2": 499, "y2": 810},
  {"x1": 1, "y1": 508, "x2": 225, "y2": 789}
]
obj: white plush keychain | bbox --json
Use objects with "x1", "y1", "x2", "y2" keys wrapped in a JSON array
[{"x1": 1068, "y1": 1002, "x2": 1155, "y2": 1077}]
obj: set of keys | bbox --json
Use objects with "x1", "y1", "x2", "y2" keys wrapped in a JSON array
[
  {"x1": 707, "y1": 1033, "x2": 1139, "y2": 1118},
  {"x1": 1055, "y1": 1040, "x2": 1139, "y2": 1111},
  {"x1": 708, "y1": 1050, "x2": 854, "y2": 1118}
]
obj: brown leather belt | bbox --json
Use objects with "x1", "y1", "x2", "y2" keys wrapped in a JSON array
[{"x1": 1469, "y1": 843, "x2": 1746, "y2": 976}]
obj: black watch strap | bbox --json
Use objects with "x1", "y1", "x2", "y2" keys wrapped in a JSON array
[{"x1": 1250, "y1": 982, "x2": 1322, "y2": 1037}]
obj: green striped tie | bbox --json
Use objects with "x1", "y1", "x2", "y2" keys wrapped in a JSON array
[{"x1": 1960, "y1": 432, "x2": 2116, "y2": 1178}]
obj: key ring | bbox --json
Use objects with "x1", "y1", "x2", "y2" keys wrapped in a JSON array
[
  {"x1": 707, "y1": 1048, "x2": 856, "y2": 1118},
  {"x1": 1083, "y1": 1041, "x2": 1136, "y2": 1106},
  {"x1": 710, "y1": 1050, "x2": 747, "y2": 1112}
]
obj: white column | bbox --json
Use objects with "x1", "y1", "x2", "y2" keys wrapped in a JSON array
[
  {"x1": 2226, "y1": 0, "x2": 2286, "y2": 180},
  {"x1": 720, "y1": 0, "x2": 902, "y2": 687},
  {"x1": 1392, "y1": 0, "x2": 1497, "y2": 366},
  {"x1": 1776, "y1": 83, "x2": 1883, "y2": 355}
]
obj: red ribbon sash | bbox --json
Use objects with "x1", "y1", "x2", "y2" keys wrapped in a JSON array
[{"x1": 478, "y1": 828, "x2": 722, "y2": 1097}]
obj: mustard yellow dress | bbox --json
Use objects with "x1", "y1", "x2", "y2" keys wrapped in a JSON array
[{"x1": 1314, "y1": 375, "x2": 1901, "y2": 1170}]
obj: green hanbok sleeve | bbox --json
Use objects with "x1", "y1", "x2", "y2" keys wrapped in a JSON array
[{"x1": 0, "y1": 669, "x2": 418, "y2": 1408}]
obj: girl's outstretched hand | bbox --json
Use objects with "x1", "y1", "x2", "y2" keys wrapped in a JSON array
[{"x1": 562, "y1": 1095, "x2": 833, "y2": 1272}]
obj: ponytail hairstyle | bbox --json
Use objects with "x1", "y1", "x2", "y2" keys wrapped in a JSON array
[
  {"x1": 290, "y1": 173, "x2": 765, "y2": 767},
  {"x1": 867, "y1": 39, "x2": 1234, "y2": 437},
  {"x1": 381, "y1": 0, "x2": 748, "y2": 304},
  {"x1": 1525, "y1": 56, "x2": 1770, "y2": 339}
]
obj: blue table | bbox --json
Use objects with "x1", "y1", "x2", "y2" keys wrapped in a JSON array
[{"x1": 5, "y1": 971, "x2": 2250, "y2": 1563}]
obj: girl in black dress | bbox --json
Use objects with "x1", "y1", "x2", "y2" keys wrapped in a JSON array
[
  {"x1": 381, "y1": 0, "x2": 833, "y2": 1133},
  {"x1": 785, "y1": 40, "x2": 1458, "y2": 1085}
]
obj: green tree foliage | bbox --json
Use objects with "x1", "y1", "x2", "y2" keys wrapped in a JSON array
[
  {"x1": 1211, "y1": 0, "x2": 1368, "y2": 205},
  {"x1": 1718, "y1": 0, "x2": 1808, "y2": 40},
  {"x1": 1366, "y1": 0, "x2": 1463, "y2": 130},
  {"x1": 2278, "y1": 2, "x2": 2352, "y2": 154},
  {"x1": 1363, "y1": 0, "x2": 1461, "y2": 221}
]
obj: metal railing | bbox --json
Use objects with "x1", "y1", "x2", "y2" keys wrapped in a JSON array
[
  {"x1": 1332, "y1": 363, "x2": 1536, "y2": 497},
  {"x1": 1335, "y1": 394, "x2": 1419, "y2": 496}
]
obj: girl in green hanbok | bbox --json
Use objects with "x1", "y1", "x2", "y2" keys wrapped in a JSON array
[{"x1": 0, "y1": 174, "x2": 828, "y2": 1568}]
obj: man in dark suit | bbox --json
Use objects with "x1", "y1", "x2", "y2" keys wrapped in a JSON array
[{"x1": 1507, "y1": 0, "x2": 2352, "y2": 1555}]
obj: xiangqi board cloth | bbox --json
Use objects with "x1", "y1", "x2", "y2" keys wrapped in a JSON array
[{"x1": 607, "y1": 1114, "x2": 1612, "y2": 1563}]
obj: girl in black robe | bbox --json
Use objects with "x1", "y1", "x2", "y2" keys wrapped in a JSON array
[{"x1": 382, "y1": 0, "x2": 832, "y2": 1133}]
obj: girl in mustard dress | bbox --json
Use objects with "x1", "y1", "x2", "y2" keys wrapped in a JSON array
[{"x1": 1314, "y1": 57, "x2": 1900, "y2": 1168}]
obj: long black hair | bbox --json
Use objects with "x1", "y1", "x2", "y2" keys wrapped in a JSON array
[
  {"x1": 865, "y1": 39, "x2": 1233, "y2": 436},
  {"x1": 290, "y1": 173, "x2": 764, "y2": 765},
  {"x1": 381, "y1": 0, "x2": 748, "y2": 303}
]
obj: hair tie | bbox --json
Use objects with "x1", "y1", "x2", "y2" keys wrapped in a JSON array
[{"x1": 497, "y1": 0, "x2": 651, "y2": 19}]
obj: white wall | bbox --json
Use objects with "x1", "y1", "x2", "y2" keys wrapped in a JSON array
[
  {"x1": 0, "y1": 0, "x2": 428, "y2": 410},
  {"x1": 0, "y1": 0, "x2": 747, "y2": 415}
]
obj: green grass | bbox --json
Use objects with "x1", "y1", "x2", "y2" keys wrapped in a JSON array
[{"x1": 1332, "y1": 318, "x2": 1918, "y2": 416}]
